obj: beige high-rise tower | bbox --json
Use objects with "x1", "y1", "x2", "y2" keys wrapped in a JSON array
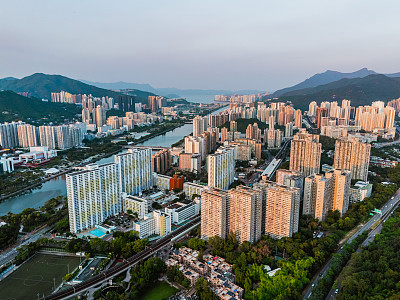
[
  {"x1": 228, "y1": 186, "x2": 262, "y2": 243},
  {"x1": 290, "y1": 129, "x2": 321, "y2": 177},
  {"x1": 333, "y1": 138, "x2": 371, "y2": 181},
  {"x1": 265, "y1": 183, "x2": 300, "y2": 238},
  {"x1": 201, "y1": 188, "x2": 230, "y2": 240},
  {"x1": 303, "y1": 174, "x2": 333, "y2": 221},
  {"x1": 325, "y1": 169, "x2": 351, "y2": 216}
]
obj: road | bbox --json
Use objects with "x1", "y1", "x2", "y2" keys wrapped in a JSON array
[
  {"x1": 0, "y1": 226, "x2": 49, "y2": 266},
  {"x1": 45, "y1": 217, "x2": 200, "y2": 300},
  {"x1": 304, "y1": 188, "x2": 400, "y2": 299},
  {"x1": 323, "y1": 190, "x2": 400, "y2": 300}
]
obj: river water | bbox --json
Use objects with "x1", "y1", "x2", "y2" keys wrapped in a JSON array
[{"x1": 0, "y1": 106, "x2": 226, "y2": 215}]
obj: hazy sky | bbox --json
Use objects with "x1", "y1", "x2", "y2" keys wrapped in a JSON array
[{"x1": 1, "y1": 0, "x2": 399, "y2": 91}]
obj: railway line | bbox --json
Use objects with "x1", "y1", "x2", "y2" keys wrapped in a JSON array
[{"x1": 46, "y1": 216, "x2": 200, "y2": 300}]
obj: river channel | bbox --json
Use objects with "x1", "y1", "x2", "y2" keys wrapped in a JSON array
[{"x1": 0, "y1": 106, "x2": 226, "y2": 215}]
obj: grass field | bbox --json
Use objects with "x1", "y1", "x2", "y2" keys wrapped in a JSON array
[
  {"x1": 140, "y1": 281, "x2": 179, "y2": 300},
  {"x1": 0, "y1": 253, "x2": 81, "y2": 300}
]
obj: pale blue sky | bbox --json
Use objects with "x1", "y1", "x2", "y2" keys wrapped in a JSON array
[{"x1": 1, "y1": 0, "x2": 399, "y2": 91}]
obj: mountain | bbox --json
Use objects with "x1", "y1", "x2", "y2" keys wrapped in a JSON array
[
  {"x1": 0, "y1": 90, "x2": 81, "y2": 124},
  {"x1": 277, "y1": 74, "x2": 400, "y2": 110},
  {"x1": 0, "y1": 73, "x2": 156, "y2": 102},
  {"x1": 80, "y1": 80, "x2": 264, "y2": 98},
  {"x1": 274, "y1": 68, "x2": 378, "y2": 96}
]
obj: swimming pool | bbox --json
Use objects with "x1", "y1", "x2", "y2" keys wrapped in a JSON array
[{"x1": 90, "y1": 228, "x2": 106, "y2": 238}]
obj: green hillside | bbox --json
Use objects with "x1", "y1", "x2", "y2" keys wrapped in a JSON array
[
  {"x1": 0, "y1": 73, "x2": 156, "y2": 102},
  {"x1": 0, "y1": 91, "x2": 81, "y2": 124},
  {"x1": 277, "y1": 74, "x2": 400, "y2": 111}
]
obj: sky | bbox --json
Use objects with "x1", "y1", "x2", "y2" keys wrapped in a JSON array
[{"x1": 1, "y1": 0, "x2": 400, "y2": 91}]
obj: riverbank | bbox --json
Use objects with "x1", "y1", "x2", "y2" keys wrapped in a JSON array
[{"x1": 0, "y1": 105, "x2": 228, "y2": 213}]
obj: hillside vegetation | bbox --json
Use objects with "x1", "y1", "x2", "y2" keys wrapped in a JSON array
[
  {"x1": 0, "y1": 73, "x2": 156, "y2": 102},
  {"x1": 0, "y1": 91, "x2": 81, "y2": 124}
]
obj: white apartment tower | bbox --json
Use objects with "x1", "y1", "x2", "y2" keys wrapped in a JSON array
[
  {"x1": 114, "y1": 148, "x2": 152, "y2": 196},
  {"x1": 66, "y1": 163, "x2": 122, "y2": 233},
  {"x1": 207, "y1": 146, "x2": 235, "y2": 190},
  {"x1": 0, "y1": 121, "x2": 23, "y2": 148},
  {"x1": 17, "y1": 124, "x2": 39, "y2": 148},
  {"x1": 193, "y1": 115, "x2": 208, "y2": 136}
]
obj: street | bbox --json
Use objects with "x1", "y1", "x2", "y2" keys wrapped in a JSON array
[
  {"x1": 0, "y1": 226, "x2": 49, "y2": 267},
  {"x1": 304, "y1": 188, "x2": 400, "y2": 299}
]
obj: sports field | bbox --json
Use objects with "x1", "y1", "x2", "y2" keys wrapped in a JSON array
[
  {"x1": 0, "y1": 253, "x2": 81, "y2": 300},
  {"x1": 140, "y1": 281, "x2": 179, "y2": 300}
]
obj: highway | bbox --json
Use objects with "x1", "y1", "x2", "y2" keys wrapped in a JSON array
[
  {"x1": 323, "y1": 190, "x2": 400, "y2": 300},
  {"x1": 304, "y1": 188, "x2": 400, "y2": 299},
  {"x1": 0, "y1": 225, "x2": 49, "y2": 267},
  {"x1": 45, "y1": 216, "x2": 200, "y2": 300}
]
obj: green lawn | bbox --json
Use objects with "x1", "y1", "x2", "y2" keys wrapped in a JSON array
[
  {"x1": 0, "y1": 253, "x2": 81, "y2": 300},
  {"x1": 140, "y1": 281, "x2": 179, "y2": 300}
]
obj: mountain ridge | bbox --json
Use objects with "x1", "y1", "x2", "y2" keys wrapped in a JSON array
[
  {"x1": 0, "y1": 73, "x2": 156, "y2": 102},
  {"x1": 273, "y1": 68, "x2": 400, "y2": 96}
]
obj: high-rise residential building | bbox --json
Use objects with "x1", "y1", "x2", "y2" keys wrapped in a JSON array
[
  {"x1": 316, "y1": 107, "x2": 328, "y2": 129},
  {"x1": 201, "y1": 188, "x2": 230, "y2": 239},
  {"x1": 39, "y1": 126, "x2": 57, "y2": 149},
  {"x1": 384, "y1": 106, "x2": 395, "y2": 129},
  {"x1": 303, "y1": 173, "x2": 333, "y2": 221},
  {"x1": 290, "y1": 129, "x2": 321, "y2": 177},
  {"x1": 308, "y1": 101, "x2": 317, "y2": 117},
  {"x1": 220, "y1": 127, "x2": 228, "y2": 143},
  {"x1": 276, "y1": 169, "x2": 304, "y2": 195},
  {"x1": 179, "y1": 153, "x2": 201, "y2": 173},
  {"x1": 294, "y1": 109, "x2": 302, "y2": 128},
  {"x1": 246, "y1": 123, "x2": 262, "y2": 141},
  {"x1": 285, "y1": 122, "x2": 293, "y2": 137},
  {"x1": 17, "y1": 124, "x2": 39, "y2": 148},
  {"x1": 95, "y1": 105, "x2": 106, "y2": 128},
  {"x1": 207, "y1": 147, "x2": 235, "y2": 190},
  {"x1": 118, "y1": 95, "x2": 135, "y2": 113},
  {"x1": 170, "y1": 174, "x2": 184, "y2": 191},
  {"x1": 333, "y1": 138, "x2": 371, "y2": 181},
  {"x1": 264, "y1": 182, "x2": 300, "y2": 238},
  {"x1": 51, "y1": 91, "x2": 73, "y2": 103},
  {"x1": 325, "y1": 169, "x2": 351, "y2": 216},
  {"x1": 185, "y1": 135, "x2": 206, "y2": 161},
  {"x1": 0, "y1": 121, "x2": 23, "y2": 148},
  {"x1": 268, "y1": 116, "x2": 275, "y2": 130},
  {"x1": 66, "y1": 163, "x2": 122, "y2": 233},
  {"x1": 193, "y1": 116, "x2": 208, "y2": 136},
  {"x1": 229, "y1": 186, "x2": 262, "y2": 243},
  {"x1": 266, "y1": 129, "x2": 282, "y2": 149},
  {"x1": 56, "y1": 125, "x2": 70, "y2": 150},
  {"x1": 114, "y1": 148, "x2": 152, "y2": 195},
  {"x1": 152, "y1": 149, "x2": 171, "y2": 174},
  {"x1": 230, "y1": 121, "x2": 237, "y2": 132}
]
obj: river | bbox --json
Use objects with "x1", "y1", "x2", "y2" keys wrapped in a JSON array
[{"x1": 0, "y1": 106, "x2": 226, "y2": 215}]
